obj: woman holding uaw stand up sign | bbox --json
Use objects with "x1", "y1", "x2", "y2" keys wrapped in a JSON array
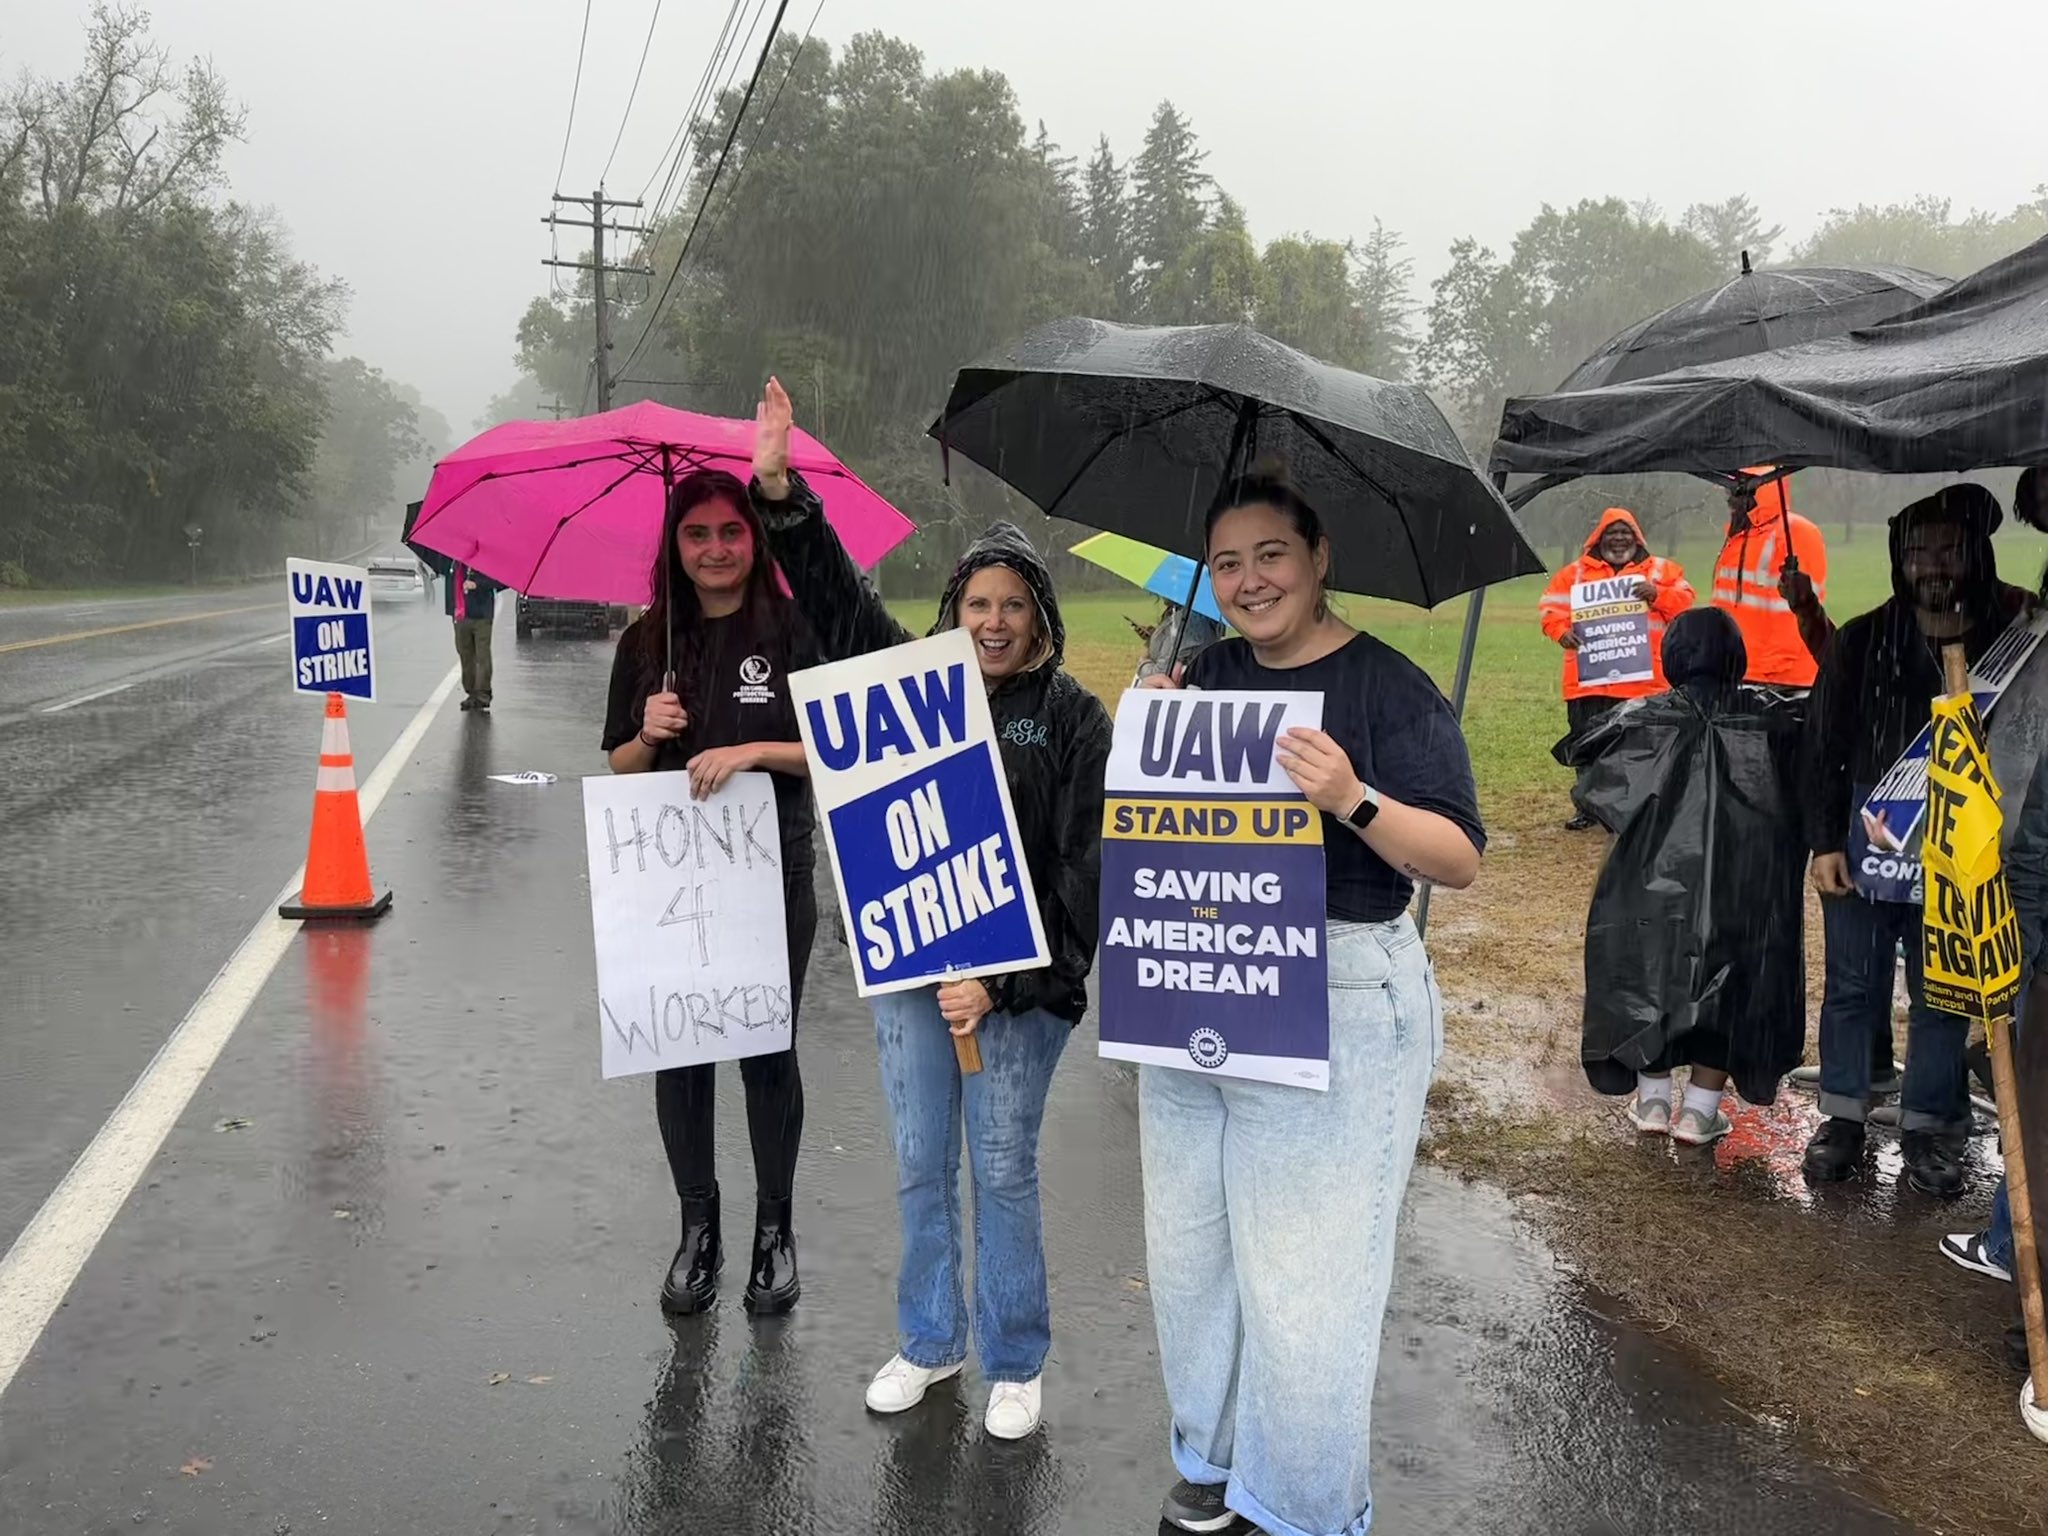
[
  {"x1": 1126, "y1": 472, "x2": 1487, "y2": 1536},
  {"x1": 751, "y1": 378, "x2": 1113, "y2": 1443}
]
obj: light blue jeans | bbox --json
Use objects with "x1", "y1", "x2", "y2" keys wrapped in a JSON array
[
  {"x1": 1140, "y1": 917, "x2": 1442, "y2": 1536},
  {"x1": 871, "y1": 988, "x2": 1070, "y2": 1383}
]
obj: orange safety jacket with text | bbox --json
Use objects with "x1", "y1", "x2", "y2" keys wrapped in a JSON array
[
  {"x1": 1710, "y1": 477, "x2": 1828, "y2": 688},
  {"x1": 1538, "y1": 508, "x2": 1696, "y2": 700}
]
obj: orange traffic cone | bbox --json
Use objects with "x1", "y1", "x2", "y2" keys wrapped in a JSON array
[{"x1": 279, "y1": 692, "x2": 393, "y2": 922}]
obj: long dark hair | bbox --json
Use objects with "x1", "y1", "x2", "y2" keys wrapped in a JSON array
[
  {"x1": 634, "y1": 469, "x2": 791, "y2": 708},
  {"x1": 1204, "y1": 465, "x2": 1333, "y2": 621}
]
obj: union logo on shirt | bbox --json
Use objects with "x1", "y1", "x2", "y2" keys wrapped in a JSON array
[{"x1": 734, "y1": 654, "x2": 776, "y2": 706}]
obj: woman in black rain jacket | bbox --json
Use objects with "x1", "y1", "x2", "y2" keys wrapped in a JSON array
[{"x1": 748, "y1": 377, "x2": 1110, "y2": 1443}]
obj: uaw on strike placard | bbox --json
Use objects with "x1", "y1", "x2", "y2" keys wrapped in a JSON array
[
  {"x1": 287, "y1": 557, "x2": 376, "y2": 701},
  {"x1": 1097, "y1": 689, "x2": 1329, "y2": 1089},
  {"x1": 789, "y1": 629, "x2": 1049, "y2": 995}
]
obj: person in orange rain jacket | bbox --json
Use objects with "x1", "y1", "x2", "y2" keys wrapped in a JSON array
[
  {"x1": 1539, "y1": 507, "x2": 1695, "y2": 830},
  {"x1": 1714, "y1": 472, "x2": 1830, "y2": 685}
]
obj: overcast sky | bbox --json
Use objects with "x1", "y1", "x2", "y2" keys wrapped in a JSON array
[{"x1": 12, "y1": 0, "x2": 2047, "y2": 435}]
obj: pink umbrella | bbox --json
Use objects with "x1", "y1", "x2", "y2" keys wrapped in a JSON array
[{"x1": 408, "y1": 399, "x2": 915, "y2": 603}]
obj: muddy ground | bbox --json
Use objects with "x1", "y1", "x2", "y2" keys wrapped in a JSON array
[{"x1": 1421, "y1": 808, "x2": 2044, "y2": 1535}]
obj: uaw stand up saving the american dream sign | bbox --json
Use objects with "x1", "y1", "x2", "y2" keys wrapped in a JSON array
[{"x1": 1096, "y1": 688, "x2": 1331, "y2": 1090}]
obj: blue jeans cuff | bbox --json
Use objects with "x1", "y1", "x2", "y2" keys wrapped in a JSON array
[
  {"x1": 1816, "y1": 1091, "x2": 1870, "y2": 1122},
  {"x1": 900, "y1": 1344, "x2": 966, "y2": 1372},
  {"x1": 1224, "y1": 1477, "x2": 1371, "y2": 1536},
  {"x1": 1169, "y1": 1423, "x2": 1231, "y2": 1486},
  {"x1": 1170, "y1": 1428, "x2": 1372, "y2": 1536},
  {"x1": 1898, "y1": 1109, "x2": 1970, "y2": 1135}
]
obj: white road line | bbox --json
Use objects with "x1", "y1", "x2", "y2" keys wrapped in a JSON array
[
  {"x1": 39, "y1": 683, "x2": 134, "y2": 714},
  {"x1": 0, "y1": 662, "x2": 462, "y2": 1403},
  {"x1": 256, "y1": 633, "x2": 290, "y2": 646}
]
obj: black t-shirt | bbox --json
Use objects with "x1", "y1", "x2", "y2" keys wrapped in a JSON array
[
  {"x1": 601, "y1": 607, "x2": 819, "y2": 872},
  {"x1": 1187, "y1": 631, "x2": 1486, "y2": 923}
]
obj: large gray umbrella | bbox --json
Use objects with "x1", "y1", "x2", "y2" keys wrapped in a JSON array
[
  {"x1": 1551, "y1": 256, "x2": 1949, "y2": 393},
  {"x1": 927, "y1": 318, "x2": 1542, "y2": 608}
]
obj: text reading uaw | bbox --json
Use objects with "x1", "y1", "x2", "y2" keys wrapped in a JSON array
[{"x1": 805, "y1": 661, "x2": 1022, "y2": 970}]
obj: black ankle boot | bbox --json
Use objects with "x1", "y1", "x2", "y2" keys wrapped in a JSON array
[
  {"x1": 743, "y1": 1196, "x2": 800, "y2": 1316},
  {"x1": 662, "y1": 1185, "x2": 722, "y2": 1315}
]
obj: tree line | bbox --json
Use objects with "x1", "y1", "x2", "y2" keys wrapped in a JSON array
[
  {"x1": 0, "y1": 5, "x2": 442, "y2": 587},
  {"x1": 512, "y1": 28, "x2": 2048, "y2": 591}
]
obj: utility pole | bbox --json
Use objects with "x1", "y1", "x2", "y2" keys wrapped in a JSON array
[
  {"x1": 542, "y1": 189, "x2": 653, "y2": 414},
  {"x1": 539, "y1": 401, "x2": 574, "y2": 421}
]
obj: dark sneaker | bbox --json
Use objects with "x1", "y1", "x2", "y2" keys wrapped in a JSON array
[
  {"x1": 1939, "y1": 1230, "x2": 2012, "y2": 1283},
  {"x1": 1162, "y1": 1479, "x2": 1239, "y2": 1533},
  {"x1": 1565, "y1": 812, "x2": 1597, "y2": 832},
  {"x1": 1902, "y1": 1131, "x2": 1966, "y2": 1200},
  {"x1": 1801, "y1": 1117, "x2": 1866, "y2": 1183},
  {"x1": 459, "y1": 696, "x2": 478, "y2": 712}
]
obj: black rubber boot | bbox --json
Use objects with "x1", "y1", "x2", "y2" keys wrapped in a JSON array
[
  {"x1": 1901, "y1": 1130, "x2": 1966, "y2": 1200},
  {"x1": 661, "y1": 1185, "x2": 722, "y2": 1315},
  {"x1": 1801, "y1": 1116, "x2": 1866, "y2": 1183},
  {"x1": 744, "y1": 1196, "x2": 800, "y2": 1316}
]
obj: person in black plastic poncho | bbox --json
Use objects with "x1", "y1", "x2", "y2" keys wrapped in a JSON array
[
  {"x1": 1562, "y1": 606, "x2": 1807, "y2": 1145},
  {"x1": 747, "y1": 379, "x2": 1113, "y2": 1444}
]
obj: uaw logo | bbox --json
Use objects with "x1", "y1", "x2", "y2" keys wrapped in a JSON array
[
  {"x1": 1187, "y1": 1027, "x2": 1229, "y2": 1070},
  {"x1": 734, "y1": 654, "x2": 775, "y2": 707}
]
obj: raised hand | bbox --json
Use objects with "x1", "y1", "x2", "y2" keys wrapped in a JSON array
[{"x1": 755, "y1": 376, "x2": 793, "y2": 499}]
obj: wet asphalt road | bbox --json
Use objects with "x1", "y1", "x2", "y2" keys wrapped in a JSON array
[{"x1": 0, "y1": 608, "x2": 1914, "y2": 1535}]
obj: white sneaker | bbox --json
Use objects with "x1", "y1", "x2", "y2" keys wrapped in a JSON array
[
  {"x1": 864, "y1": 1354, "x2": 962, "y2": 1415},
  {"x1": 984, "y1": 1377, "x2": 1043, "y2": 1439},
  {"x1": 1671, "y1": 1106, "x2": 1732, "y2": 1146},
  {"x1": 1627, "y1": 1095, "x2": 1672, "y2": 1135}
]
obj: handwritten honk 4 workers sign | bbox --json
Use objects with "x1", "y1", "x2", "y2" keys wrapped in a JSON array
[
  {"x1": 582, "y1": 771, "x2": 793, "y2": 1078},
  {"x1": 789, "y1": 629, "x2": 1049, "y2": 996},
  {"x1": 1097, "y1": 689, "x2": 1331, "y2": 1089},
  {"x1": 287, "y1": 557, "x2": 375, "y2": 701}
]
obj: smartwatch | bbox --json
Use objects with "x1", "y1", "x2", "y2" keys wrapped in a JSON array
[{"x1": 1344, "y1": 783, "x2": 1381, "y2": 830}]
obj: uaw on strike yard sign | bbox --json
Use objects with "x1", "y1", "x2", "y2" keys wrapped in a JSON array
[
  {"x1": 582, "y1": 770, "x2": 792, "y2": 1077},
  {"x1": 1097, "y1": 689, "x2": 1330, "y2": 1089},
  {"x1": 790, "y1": 629, "x2": 1049, "y2": 995},
  {"x1": 287, "y1": 557, "x2": 376, "y2": 702}
]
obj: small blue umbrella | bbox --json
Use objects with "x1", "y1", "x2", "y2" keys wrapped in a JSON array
[{"x1": 1070, "y1": 532, "x2": 1225, "y2": 623}]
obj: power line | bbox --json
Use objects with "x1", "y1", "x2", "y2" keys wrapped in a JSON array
[
  {"x1": 601, "y1": 0, "x2": 666, "y2": 188},
  {"x1": 617, "y1": 0, "x2": 792, "y2": 381},
  {"x1": 553, "y1": 0, "x2": 596, "y2": 193},
  {"x1": 696, "y1": 0, "x2": 825, "y2": 265},
  {"x1": 635, "y1": 0, "x2": 744, "y2": 207},
  {"x1": 646, "y1": 0, "x2": 765, "y2": 236}
]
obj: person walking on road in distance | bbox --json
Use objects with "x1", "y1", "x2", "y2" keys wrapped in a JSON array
[
  {"x1": 1715, "y1": 472, "x2": 1831, "y2": 682},
  {"x1": 601, "y1": 462, "x2": 820, "y2": 1318},
  {"x1": 1539, "y1": 506, "x2": 1695, "y2": 830},
  {"x1": 447, "y1": 561, "x2": 504, "y2": 712},
  {"x1": 750, "y1": 377, "x2": 1112, "y2": 1442},
  {"x1": 1136, "y1": 469, "x2": 1484, "y2": 1536},
  {"x1": 1801, "y1": 485, "x2": 2009, "y2": 1197}
]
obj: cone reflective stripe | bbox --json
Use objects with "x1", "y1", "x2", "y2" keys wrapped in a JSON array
[{"x1": 279, "y1": 692, "x2": 392, "y2": 922}]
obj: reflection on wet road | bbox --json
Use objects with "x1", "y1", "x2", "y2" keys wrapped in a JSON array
[{"x1": 0, "y1": 626, "x2": 1912, "y2": 1534}]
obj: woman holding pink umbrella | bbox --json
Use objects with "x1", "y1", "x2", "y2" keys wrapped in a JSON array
[{"x1": 601, "y1": 452, "x2": 822, "y2": 1320}]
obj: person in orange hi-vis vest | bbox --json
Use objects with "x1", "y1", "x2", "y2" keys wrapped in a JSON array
[
  {"x1": 1539, "y1": 507, "x2": 1695, "y2": 829},
  {"x1": 1714, "y1": 471, "x2": 1830, "y2": 685}
]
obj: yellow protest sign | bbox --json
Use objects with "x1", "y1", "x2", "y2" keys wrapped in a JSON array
[{"x1": 1920, "y1": 693, "x2": 2023, "y2": 1020}]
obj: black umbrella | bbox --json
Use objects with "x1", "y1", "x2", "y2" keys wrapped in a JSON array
[
  {"x1": 927, "y1": 318, "x2": 1541, "y2": 608},
  {"x1": 1551, "y1": 255, "x2": 1949, "y2": 392}
]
